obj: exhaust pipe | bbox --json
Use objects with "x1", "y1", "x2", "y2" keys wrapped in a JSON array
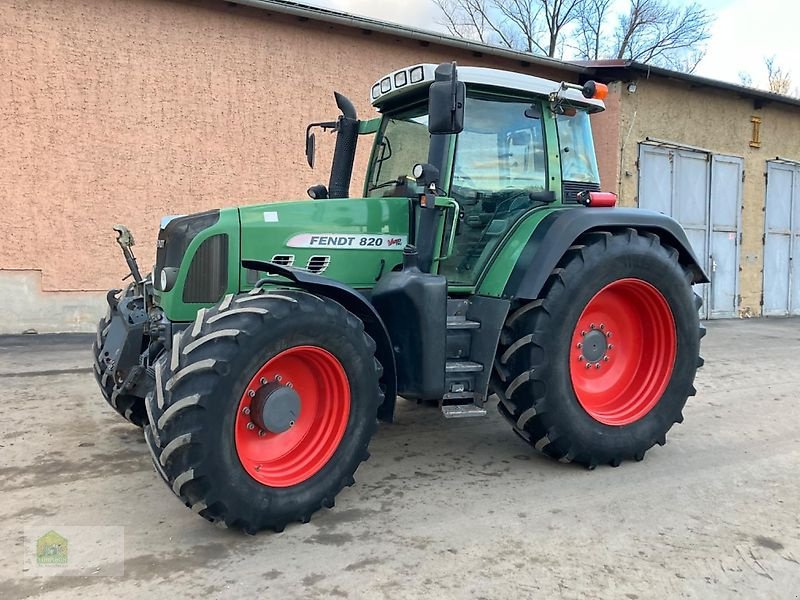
[{"x1": 327, "y1": 92, "x2": 359, "y2": 199}]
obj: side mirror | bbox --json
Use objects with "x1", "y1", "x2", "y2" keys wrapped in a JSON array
[
  {"x1": 305, "y1": 129, "x2": 316, "y2": 169},
  {"x1": 304, "y1": 118, "x2": 338, "y2": 170},
  {"x1": 428, "y1": 62, "x2": 466, "y2": 135}
]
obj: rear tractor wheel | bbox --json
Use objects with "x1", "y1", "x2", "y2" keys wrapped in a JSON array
[
  {"x1": 143, "y1": 288, "x2": 382, "y2": 533},
  {"x1": 496, "y1": 229, "x2": 705, "y2": 468}
]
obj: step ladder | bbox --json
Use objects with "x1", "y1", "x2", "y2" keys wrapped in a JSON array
[{"x1": 441, "y1": 300, "x2": 487, "y2": 418}]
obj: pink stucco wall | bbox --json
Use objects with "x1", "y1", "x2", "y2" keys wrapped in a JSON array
[
  {"x1": 589, "y1": 82, "x2": 622, "y2": 198},
  {"x1": 0, "y1": 0, "x2": 577, "y2": 292}
]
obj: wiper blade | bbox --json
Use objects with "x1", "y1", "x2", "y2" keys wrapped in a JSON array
[{"x1": 368, "y1": 178, "x2": 404, "y2": 192}]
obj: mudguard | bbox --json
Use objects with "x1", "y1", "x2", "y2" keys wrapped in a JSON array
[
  {"x1": 502, "y1": 208, "x2": 710, "y2": 300},
  {"x1": 242, "y1": 259, "x2": 398, "y2": 422}
]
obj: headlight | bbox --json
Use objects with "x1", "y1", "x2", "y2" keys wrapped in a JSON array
[{"x1": 159, "y1": 267, "x2": 178, "y2": 292}]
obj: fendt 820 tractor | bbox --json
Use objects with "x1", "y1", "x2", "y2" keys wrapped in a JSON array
[{"x1": 94, "y1": 63, "x2": 706, "y2": 533}]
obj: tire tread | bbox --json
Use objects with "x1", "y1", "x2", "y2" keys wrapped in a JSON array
[
  {"x1": 144, "y1": 289, "x2": 381, "y2": 533},
  {"x1": 496, "y1": 229, "x2": 705, "y2": 468}
]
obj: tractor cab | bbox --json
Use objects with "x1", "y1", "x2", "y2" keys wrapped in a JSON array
[
  {"x1": 368, "y1": 65, "x2": 606, "y2": 286},
  {"x1": 307, "y1": 63, "x2": 609, "y2": 286}
]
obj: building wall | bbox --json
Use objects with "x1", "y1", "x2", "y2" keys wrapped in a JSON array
[
  {"x1": 612, "y1": 76, "x2": 800, "y2": 316},
  {"x1": 588, "y1": 82, "x2": 622, "y2": 193},
  {"x1": 0, "y1": 0, "x2": 575, "y2": 326}
]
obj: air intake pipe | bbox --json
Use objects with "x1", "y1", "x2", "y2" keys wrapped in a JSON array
[{"x1": 328, "y1": 92, "x2": 359, "y2": 199}]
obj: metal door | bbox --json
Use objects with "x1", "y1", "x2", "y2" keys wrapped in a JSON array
[
  {"x1": 673, "y1": 150, "x2": 711, "y2": 302},
  {"x1": 763, "y1": 161, "x2": 799, "y2": 315},
  {"x1": 792, "y1": 170, "x2": 800, "y2": 315},
  {"x1": 638, "y1": 145, "x2": 674, "y2": 215},
  {"x1": 638, "y1": 144, "x2": 710, "y2": 318},
  {"x1": 708, "y1": 155, "x2": 743, "y2": 318}
]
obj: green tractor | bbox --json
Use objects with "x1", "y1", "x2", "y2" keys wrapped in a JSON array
[{"x1": 94, "y1": 63, "x2": 706, "y2": 533}]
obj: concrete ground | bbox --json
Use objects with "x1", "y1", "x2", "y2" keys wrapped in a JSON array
[{"x1": 1, "y1": 319, "x2": 799, "y2": 599}]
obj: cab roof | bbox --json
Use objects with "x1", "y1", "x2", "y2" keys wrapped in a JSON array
[{"x1": 371, "y1": 64, "x2": 605, "y2": 113}]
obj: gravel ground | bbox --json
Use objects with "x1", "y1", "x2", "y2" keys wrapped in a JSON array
[{"x1": 1, "y1": 318, "x2": 799, "y2": 599}]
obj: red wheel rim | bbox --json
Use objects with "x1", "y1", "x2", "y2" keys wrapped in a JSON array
[
  {"x1": 569, "y1": 279, "x2": 676, "y2": 426},
  {"x1": 235, "y1": 346, "x2": 350, "y2": 487}
]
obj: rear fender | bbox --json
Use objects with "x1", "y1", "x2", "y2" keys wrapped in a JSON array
[
  {"x1": 502, "y1": 208, "x2": 709, "y2": 300},
  {"x1": 242, "y1": 259, "x2": 398, "y2": 422}
]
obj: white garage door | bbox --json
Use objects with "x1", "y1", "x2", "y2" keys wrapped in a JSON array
[
  {"x1": 763, "y1": 160, "x2": 800, "y2": 316},
  {"x1": 638, "y1": 144, "x2": 742, "y2": 319}
]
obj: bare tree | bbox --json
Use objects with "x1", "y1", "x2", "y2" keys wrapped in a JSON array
[
  {"x1": 735, "y1": 61, "x2": 797, "y2": 96},
  {"x1": 614, "y1": 0, "x2": 712, "y2": 70},
  {"x1": 435, "y1": 0, "x2": 509, "y2": 46},
  {"x1": 575, "y1": 0, "x2": 613, "y2": 60},
  {"x1": 765, "y1": 56, "x2": 792, "y2": 95},
  {"x1": 667, "y1": 49, "x2": 705, "y2": 74},
  {"x1": 434, "y1": 0, "x2": 584, "y2": 57},
  {"x1": 494, "y1": 0, "x2": 546, "y2": 53},
  {"x1": 541, "y1": 0, "x2": 585, "y2": 57},
  {"x1": 738, "y1": 71, "x2": 753, "y2": 87},
  {"x1": 435, "y1": 0, "x2": 712, "y2": 71}
]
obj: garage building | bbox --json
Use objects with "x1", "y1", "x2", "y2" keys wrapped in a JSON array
[
  {"x1": 2, "y1": 1, "x2": 800, "y2": 332},
  {"x1": 585, "y1": 61, "x2": 800, "y2": 319}
]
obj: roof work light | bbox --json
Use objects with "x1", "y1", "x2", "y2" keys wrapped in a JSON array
[{"x1": 581, "y1": 80, "x2": 609, "y2": 100}]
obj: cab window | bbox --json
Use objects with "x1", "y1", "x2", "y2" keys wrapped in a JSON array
[
  {"x1": 366, "y1": 105, "x2": 429, "y2": 197},
  {"x1": 556, "y1": 110, "x2": 600, "y2": 183},
  {"x1": 440, "y1": 94, "x2": 547, "y2": 285}
]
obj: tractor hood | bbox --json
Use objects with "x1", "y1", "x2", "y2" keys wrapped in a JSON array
[
  {"x1": 154, "y1": 197, "x2": 411, "y2": 322},
  {"x1": 238, "y1": 196, "x2": 411, "y2": 287}
]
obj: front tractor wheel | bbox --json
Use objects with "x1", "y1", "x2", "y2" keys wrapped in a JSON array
[
  {"x1": 497, "y1": 229, "x2": 705, "y2": 468},
  {"x1": 143, "y1": 289, "x2": 382, "y2": 533},
  {"x1": 234, "y1": 345, "x2": 351, "y2": 488}
]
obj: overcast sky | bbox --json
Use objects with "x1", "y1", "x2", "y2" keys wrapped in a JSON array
[{"x1": 301, "y1": 0, "x2": 797, "y2": 90}]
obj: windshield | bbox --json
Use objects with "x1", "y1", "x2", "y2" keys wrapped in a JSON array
[
  {"x1": 556, "y1": 110, "x2": 600, "y2": 183},
  {"x1": 366, "y1": 105, "x2": 429, "y2": 197},
  {"x1": 452, "y1": 97, "x2": 547, "y2": 194}
]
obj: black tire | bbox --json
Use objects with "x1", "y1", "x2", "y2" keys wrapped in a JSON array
[
  {"x1": 92, "y1": 285, "x2": 147, "y2": 427},
  {"x1": 495, "y1": 228, "x2": 705, "y2": 468},
  {"x1": 143, "y1": 288, "x2": 382, "y2": 533}
]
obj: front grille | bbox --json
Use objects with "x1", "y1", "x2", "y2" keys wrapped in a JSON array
[
  {"x1": 155, "y1": 210, "x2": 220, "y2": 275},
  {"x1": 562, "y1": 181, "x2": 600, "y2": 204},
  {"x1": 182, "y1": 234, "x2": 228, "y2": 303}
]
